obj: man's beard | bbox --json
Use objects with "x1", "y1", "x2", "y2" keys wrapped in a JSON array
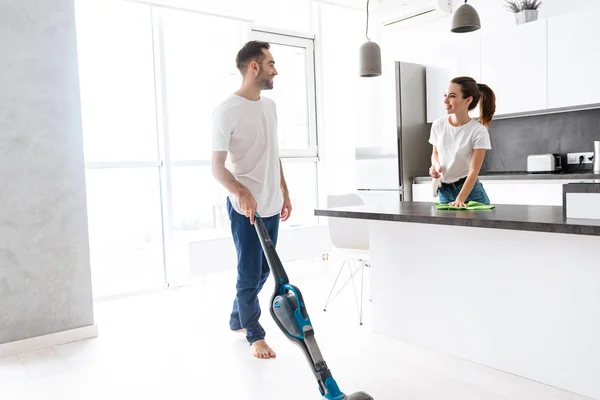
[{"x1": 257, "y1": 74, "x2": 273, "y2": 90}]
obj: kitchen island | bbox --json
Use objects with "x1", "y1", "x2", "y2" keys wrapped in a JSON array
[{"x1": 315, "y1": 202, "x2": 600, "y2": 399}]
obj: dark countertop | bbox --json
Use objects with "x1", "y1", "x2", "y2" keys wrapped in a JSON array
[
  {"x1": 314, "y1": 201, "x2": 600, "y2": 237},
  {"x1": 413, "y1": 171, "x2": 600, "y2": 183},
  {"x1": 563, "y1": 182, "x2": 600, "y2": 194}
]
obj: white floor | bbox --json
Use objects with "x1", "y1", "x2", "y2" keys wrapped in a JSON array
[{"x1": 0, "y1": 256, "x2": 594, "y2": 400}]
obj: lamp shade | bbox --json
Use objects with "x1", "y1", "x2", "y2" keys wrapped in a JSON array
[
  {"x1": 451, "y1": 3, "x2": 481, "y2": 33},
  {"x1": 359, "y1": 41, "x2": 381, "y2": 77}
]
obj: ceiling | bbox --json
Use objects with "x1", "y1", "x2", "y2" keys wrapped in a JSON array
[
  {"x1": 314, "y1": 0, "x2": 444, "y2": 27},
  {"x1": 374, "y1": 0, "x2": 439, "y2": 18},
  {"x1": 315, "y1": 0, "x2": 436, "y2": 14}
]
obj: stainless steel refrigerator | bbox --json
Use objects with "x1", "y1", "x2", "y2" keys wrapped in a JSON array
[{"x1": 356, "y1": 61, "x2": 432, "y2": 204}]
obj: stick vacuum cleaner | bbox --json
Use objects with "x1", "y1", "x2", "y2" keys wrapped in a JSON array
[{"x1": 254, "y1": 213, "x2": 374, "y2": 400}]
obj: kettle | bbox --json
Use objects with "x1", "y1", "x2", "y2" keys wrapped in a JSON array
[{"x1": 595, "y1": 141, "x2": 600, "y2": 174}]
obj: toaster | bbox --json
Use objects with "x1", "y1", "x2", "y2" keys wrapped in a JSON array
[{"x1": 527, "y1": 153, "x2": 562, "y2": 173}]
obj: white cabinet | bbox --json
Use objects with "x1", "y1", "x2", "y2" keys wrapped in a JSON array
[
  {"x1": 548, "y1": 6, "x2": 600, "y2": 109},
  {"x1": 480, "y1": 19, "x2": 547, "y2": 116},
  {"x1": 479, "y1": 180, "x2": 564, "y2": 206},
  {"x1": 426, "y1": 32, "x2": 481, "y2": 122}
]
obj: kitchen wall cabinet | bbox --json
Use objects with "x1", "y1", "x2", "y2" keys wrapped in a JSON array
[
  {"x1": 547, "y1": 5, "x2": 600, "y2": 109},
  {"x1": 425, "y1": 19, "x2": 548, "y2": 121},
  {"x1": 480, "y1": 19, "x2": 547, "y2": 116},
  {"x1": 400, "y1": 3, "x2": 600, "y2": 121}
]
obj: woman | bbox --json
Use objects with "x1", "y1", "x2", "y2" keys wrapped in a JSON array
[{"x1": 429, "y1": 76, "x2": 496, "y2": 207}]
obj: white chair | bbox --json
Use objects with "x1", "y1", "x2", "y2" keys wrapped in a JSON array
[{"x1": 322, "y1": 193, "x2": 370, "y2": 325}]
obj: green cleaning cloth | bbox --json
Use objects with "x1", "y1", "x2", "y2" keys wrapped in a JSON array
[{"x1": 435, "y1": 201, "x2": 496, "y2": 211}]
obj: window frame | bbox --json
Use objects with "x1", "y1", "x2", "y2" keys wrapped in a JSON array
[{"x1": 247, "y1": 28, "x2": 319, "y2": 159}]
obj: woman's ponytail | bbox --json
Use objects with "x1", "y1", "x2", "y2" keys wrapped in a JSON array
[{"x1": 477, "y1": 83, "x2": 496, "y2": 128}]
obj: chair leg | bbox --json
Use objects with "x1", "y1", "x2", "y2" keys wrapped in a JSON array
[
  {"x1": 360, "y1": 260, "x2": 365, "y2": 325},
  {"x1": 323, "y1": 259, "x2": 362, "y2": 310},
  {"x1": 349, "y1": 259, "x2": 361, "y2": 324},
  {"x1": 323, "y1": 259, "x2": 347, "y2": 311},
  {"x1": 350, "y1": 259, "x2": 366, "y2": 326},
  {"x1": 323, "y1": 258, "x2": 368, "y2": 326}
]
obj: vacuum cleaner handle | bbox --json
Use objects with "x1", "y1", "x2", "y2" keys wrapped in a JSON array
[{"x1": 253, "y1": 212, "x2": 289, "y2": 286}]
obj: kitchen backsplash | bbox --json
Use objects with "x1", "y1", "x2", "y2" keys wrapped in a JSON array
[{"x1": 482, "y1": 108, "x2": 600, "y2": 172}]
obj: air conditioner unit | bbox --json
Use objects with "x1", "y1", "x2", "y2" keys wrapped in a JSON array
[{"x1": 378, "y1": 0, "x2": 452, "y2": 31}]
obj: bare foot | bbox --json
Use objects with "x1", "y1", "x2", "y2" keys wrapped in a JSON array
[
  {"x1": 251, "y1": 340, "x2": 276, "y2": 359},
  {"x1": 234, "y1": 328, "x2": 246, "y2": 334}
]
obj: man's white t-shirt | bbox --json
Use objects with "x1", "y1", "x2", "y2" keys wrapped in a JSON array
[
  {"x1": 428, "y1": 116, "x2": 491, "y2": 183},
  {"x1": 212, "y1": 94, "x2": 283, "y2": 217}
]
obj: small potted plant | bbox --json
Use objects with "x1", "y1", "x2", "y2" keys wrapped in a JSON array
[{"x1": 504, "y1": 0, "x2": 542, "y2": 25}]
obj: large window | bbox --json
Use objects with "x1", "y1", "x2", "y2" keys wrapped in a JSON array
[{"x1": 75, "y1": 0, "x2": 320, "y2": 298}]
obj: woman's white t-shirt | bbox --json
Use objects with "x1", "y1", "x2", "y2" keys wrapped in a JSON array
[{"x1": 428, "y1": 116, "x2": 491, "y2": 184}]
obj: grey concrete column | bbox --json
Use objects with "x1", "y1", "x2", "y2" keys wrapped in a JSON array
[{"x1": 0, "y1": 0, "x2": 95, "y2": 345}]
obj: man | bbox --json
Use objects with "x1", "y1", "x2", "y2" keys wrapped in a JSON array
[{"x1": 211, "y1": 40, "x2": 292, "y2": 360}]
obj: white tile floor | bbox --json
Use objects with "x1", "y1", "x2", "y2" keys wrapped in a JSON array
[{"x1": 0, "y1": 256, "x2": 594, "y2": 400}]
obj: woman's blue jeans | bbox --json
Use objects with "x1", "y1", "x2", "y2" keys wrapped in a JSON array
[{"x1": 437, "y1": 178, "x2": 490, "y2": 205}]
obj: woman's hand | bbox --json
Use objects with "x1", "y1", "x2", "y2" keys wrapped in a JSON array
[
  {"x1": 449, "y1": 149, "x2": 486, "y2": 208},
  {"x1": 429, "y1": 163, "x2": 443, "y2": 179},
  {"x1": 449, "y1": 197, "x2": 467, "y2": 208}
]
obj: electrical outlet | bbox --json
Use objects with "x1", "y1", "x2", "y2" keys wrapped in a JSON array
[{"x1": 567, "y1": 152, "x2": 594, "y2": 165}]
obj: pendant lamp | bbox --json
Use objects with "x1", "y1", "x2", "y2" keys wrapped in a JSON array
[
  {"x1": 451, "y1": 0, "x2": 481, "y2": 33},
  {"x1": 359, "y1": 0, "x2": 381, "y2": 77}
]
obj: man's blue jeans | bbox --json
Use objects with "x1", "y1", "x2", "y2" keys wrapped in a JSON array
[{"x1": 227, "y1": 197, "x2": 280, "y2": 345}]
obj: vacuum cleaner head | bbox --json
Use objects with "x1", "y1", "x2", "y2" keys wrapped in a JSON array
[{"x1": 343, "y1": 391, "x2": 374, "y2": 400}]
